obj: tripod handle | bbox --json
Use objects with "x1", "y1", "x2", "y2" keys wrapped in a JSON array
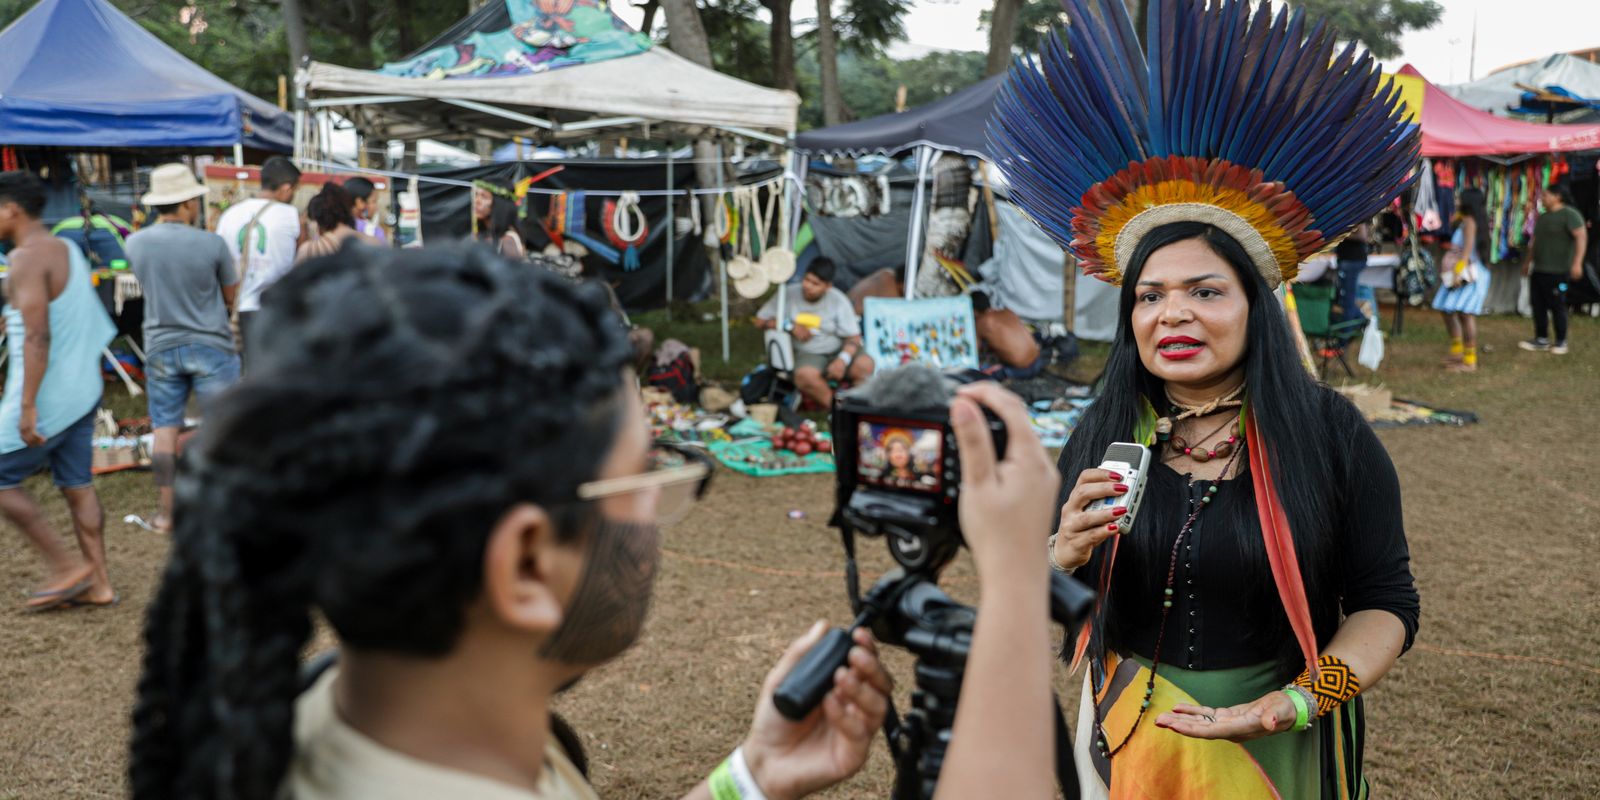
[{"x1": 773, "y1": 627, "x2": 855, "y2": 721}]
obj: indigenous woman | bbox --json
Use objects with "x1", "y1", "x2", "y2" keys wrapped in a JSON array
[
  {"x1": 1433, "y1": 187, "x2": 1492, "y2": 372},
  {"x1": 472, "y1": 179, "x2": 525, "y2": 259},
  {"x1": 883, "y1": 430, "x2": 917, "y2": 487},
  {"x1": 989, "y1": 1, "x2": 1422, "y2": 797}
]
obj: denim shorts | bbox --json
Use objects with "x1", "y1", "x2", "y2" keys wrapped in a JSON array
[
  {"x1": 0, "y1": 408, "x2": 96, "y2": 490},
  {"x1": 146, "y1": 343, "x2": 241, "y2": 429}
]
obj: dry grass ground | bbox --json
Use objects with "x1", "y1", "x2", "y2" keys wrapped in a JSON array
[{"x1": 1, "y1": 310, "x2": 1597, "y2": 799}]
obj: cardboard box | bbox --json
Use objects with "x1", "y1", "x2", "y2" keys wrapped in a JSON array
[{"x1": 92, "y1": 446, "x2": 138, "y2": 472}]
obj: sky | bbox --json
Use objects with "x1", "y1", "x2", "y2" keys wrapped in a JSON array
[{"x1": 615, "y1": 0, "x2": 1598, "y2": 86}]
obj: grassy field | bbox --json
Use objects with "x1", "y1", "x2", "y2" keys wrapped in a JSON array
[{"x1": 1, "y1": 306, "x2": 1597, "y2": 798}]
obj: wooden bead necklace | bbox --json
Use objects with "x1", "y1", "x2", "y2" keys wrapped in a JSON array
[
  {"x1": 1167, "y1": 415, "x2": 1239, "y2": 463},
  {"x1": 1091, "y1": 442, "x2": 1244, "y2": 760}
]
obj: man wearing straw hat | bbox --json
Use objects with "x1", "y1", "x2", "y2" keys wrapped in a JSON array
[{"x1": 125, "y1": 164, "x2": 240, "y2": 533}]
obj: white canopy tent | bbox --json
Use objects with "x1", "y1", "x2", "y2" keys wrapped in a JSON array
[
  {"x1": 302, "y1": 7, "x2": 800, "y2": 362},
  {"x1": 303, "y1": 46, "x2": 799, "y2": 151}
]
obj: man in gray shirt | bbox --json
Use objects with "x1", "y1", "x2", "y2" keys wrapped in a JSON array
[
  {"x1": 125, "y1": 164, "x2": 240, "y2": 532},
  {"x1": 755, "y1": 258, "x2": 874, "y2": 407}
]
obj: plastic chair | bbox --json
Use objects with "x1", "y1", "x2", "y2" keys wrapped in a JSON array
[{"x1": 1293, "y1": 281, "x2": 1364, "y2": 379}]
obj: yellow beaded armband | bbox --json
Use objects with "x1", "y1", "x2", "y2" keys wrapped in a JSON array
[{"x1": 1293, "y1": 655, "x2": 1360, "y2": 717}]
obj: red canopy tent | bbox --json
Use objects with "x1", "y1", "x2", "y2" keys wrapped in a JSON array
[{"x1": 1400, "y1": 65, "x2": 1600, "y2": 156}]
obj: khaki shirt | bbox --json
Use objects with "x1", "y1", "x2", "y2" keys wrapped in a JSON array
[{"x1": 290, "y1": 668, "x2": 598, "y2": 800}]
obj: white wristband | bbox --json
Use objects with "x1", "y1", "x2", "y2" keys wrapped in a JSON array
[{"x1": 729, "y1": 747, "x2": 770, "y2": 800}]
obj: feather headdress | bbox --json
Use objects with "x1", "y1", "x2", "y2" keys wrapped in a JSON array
[{"x1": 987, "y1": 0, "x2": 1420, "y2": 287}]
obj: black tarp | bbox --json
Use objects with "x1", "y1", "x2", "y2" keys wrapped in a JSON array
[
  {"x1": 792, "y1": 76, "x2": 1003, "y2": 158},
  {"x1": 416, "y1": 160, "x2": 778, "y2": 311}
]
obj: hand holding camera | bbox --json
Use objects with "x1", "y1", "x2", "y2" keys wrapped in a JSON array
[
  {"x1": 743, "y1": 622, "x2": 894, "y2": 800},
  {"x1": 949, "y1": 383, "x2": 1059, "y2": 582}
]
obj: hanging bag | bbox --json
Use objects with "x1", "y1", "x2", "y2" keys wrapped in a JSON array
[{"x1": 758, "y1": 182, "x2": 797, "y2": 283}]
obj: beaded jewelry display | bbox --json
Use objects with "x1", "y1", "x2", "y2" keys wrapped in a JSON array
[{"x1": 1091, "y1": 436, "x2": 1243, "y2": 760}]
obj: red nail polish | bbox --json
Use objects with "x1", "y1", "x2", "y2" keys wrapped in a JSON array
[
  {"x1": 1107, "y1": 523, "x2": 1120, "y2": 532},
  {"x1": 1111, "y1": 507, "x2": 1128, "y2": 517},
  {"x1": 1107, "y1": 471, "x2": 1123, "y2": 481},
  {"x1": 1114, "y1": 484, "x2": 1129, "y2": 493}
]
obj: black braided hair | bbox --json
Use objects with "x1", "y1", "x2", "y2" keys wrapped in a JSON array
[{"x1": 130, "y1": 243, "x2": 635, "y2": 800}]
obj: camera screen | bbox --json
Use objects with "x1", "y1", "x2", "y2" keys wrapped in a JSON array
[{"x1": 856, "y1": 421, "x2": 943, "y2": 493}]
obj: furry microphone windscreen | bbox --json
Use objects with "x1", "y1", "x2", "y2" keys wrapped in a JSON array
[{"x1": 847, "y1": 364, "x2": 954, "y2": 412}]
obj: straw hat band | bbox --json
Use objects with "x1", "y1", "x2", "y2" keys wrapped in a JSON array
[{"x1": 141, "y1": 164, "x2": 208, "y2": 207}]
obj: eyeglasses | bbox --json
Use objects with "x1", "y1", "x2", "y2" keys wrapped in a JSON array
[{"x1": 576, "y1": 443, "x2": 714, "y2": 526}]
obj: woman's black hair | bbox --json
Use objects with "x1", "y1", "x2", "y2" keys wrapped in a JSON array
[
  {"x1": 1058, "y1": 222, "x2": 1346, "y2": 675},
  {"x1": 1546, "y1": 181, "x2": 1576, "y2": 207},
  {"x1": 478, "y1": 184, "x2": 519, "y2": 243},
  {"x1": 307, "y1": 183, "x2": 356, "y2": 234},
  {"x1": 129, "y1": 243, "x2": 635, "y2": 800},
  {"x1": 1455, "y1": 186, "x2": 1491, "y2": 261}
]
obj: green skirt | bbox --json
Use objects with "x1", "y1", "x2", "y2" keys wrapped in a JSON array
[{"x1": 1074, "y1": 654, "x2": 1367, "y2": 799}]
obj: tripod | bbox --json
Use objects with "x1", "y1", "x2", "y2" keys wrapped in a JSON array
[{"x1": 774, "y1": 566, "x2": 1092, "y2": 800}]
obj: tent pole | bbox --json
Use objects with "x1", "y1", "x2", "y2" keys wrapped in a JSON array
[
  {"x1": 714, "y1": 140, "x2": 730, "y2": 363},
  {"x1": 904, "y1": 145, "x2": 934, "y2": 300},
  {"x1": 665, "y1": 145, "x2": 675, "y2": 321},
  {"x1": 1062, "y1": 252, "x2": 1076, "y2": 333},
  {"x1": 778, "y1": 146, "x2": 801, "y2": 327},
  {"x1": 233, "y1": 144, "x2": 244, "y2": 167}
]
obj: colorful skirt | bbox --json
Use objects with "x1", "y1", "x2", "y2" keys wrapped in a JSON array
[
  {"x1": 1431, "y1": 263, "x2": 1490, "y2": 315},
  {"x1": 1074, "y1": 654, "x2": 1368, "y2": 800}
]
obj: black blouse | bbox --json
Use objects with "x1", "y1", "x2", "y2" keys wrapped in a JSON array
[{"x1": 1058, "y1": 389, "x2": 1420, "y2": 673}]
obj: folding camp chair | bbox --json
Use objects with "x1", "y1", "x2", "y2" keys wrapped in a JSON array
[{"x1": 1292, "y1": 281, "x2": 1364, "y2": 380}]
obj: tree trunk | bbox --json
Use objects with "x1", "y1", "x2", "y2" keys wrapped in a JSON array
[
  {"x1": 395, "y1": 0, "x2": 415, "y2": 53},
  {"x1": 659, "y1": 0, "x2": 727, "y2": 326},
  {"x1": 659, "y1": 0, "x2": 714, "y2": 67},
  {"x1": 281, "y1": 0, "x2": 310, "y2": 75},
  {"x1": 347, "y1": 0, "x2": 373, "y2": 67},
  {"x1": 984, "y1": 0, "x2": 1023, "y2": 77},
  {"x1": 638, "y1": 0, "x2": 662, "y2": 36},
  {"x1": 816, "y1": 0, "x2": 845, "y2": 125},
  {"x1": 761, "y1": 0, "x2": 796, "y2": 92}
]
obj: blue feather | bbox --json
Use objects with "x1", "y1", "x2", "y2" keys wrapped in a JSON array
[{"x1": 987, "y1": 0, "x2": 1419, "y2": 258}]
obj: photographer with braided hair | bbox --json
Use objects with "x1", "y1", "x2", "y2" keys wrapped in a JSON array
[{"x1": 129, "y1": 243, "x2": 896, "y2": 800}]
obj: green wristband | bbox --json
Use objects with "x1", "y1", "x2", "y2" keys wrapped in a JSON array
[
  {"x1": 1280, "y1": 687, "x2": 1311, "y2": 733},
  {"x1": 709, "y1": 759, "x2": 740, "y2": 800}
]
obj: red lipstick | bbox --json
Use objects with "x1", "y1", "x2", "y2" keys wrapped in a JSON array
[{"x1": 1156, "y1": 335, "x2": 1204, "y2": 360}]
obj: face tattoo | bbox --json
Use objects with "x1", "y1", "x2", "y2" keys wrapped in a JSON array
[{"x1": 540, "y1": 518, "x2": 661, "y2": 664}]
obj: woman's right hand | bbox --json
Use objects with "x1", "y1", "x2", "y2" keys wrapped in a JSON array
[{"x1": 1052, "y1": 468, "x2": 1131, "y2": 570}]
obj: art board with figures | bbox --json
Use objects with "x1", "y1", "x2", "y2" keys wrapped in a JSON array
[{"x1": 862, "y1": 296, "x2": 979, "y2": 374}]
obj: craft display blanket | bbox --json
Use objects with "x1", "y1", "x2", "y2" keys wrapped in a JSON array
[
  {"x1": 863, "y1": 296, "x2": 979, "y2": 374},
  {"x1": 710, "y1": 439, "x2": 835, "y2": 477}
]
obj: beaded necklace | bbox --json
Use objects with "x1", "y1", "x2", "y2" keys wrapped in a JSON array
[
  {"x1": 1091, "y1": 431, "x2": 1244, "y2": 760},
  {"x1": 1166, "y1": 414, "x2": 1238, "y2": 463}
]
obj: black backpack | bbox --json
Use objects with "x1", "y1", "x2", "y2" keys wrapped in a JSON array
[{"x1": 645, "y1": 351, "x2": 698, "y2": 404}]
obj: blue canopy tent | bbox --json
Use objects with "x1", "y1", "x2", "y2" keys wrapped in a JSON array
[
  {"x1": 0, "y1": 0, "x2": 292, "y2": 151},
  {"x1": 793, "y1": 77, "x2": 1005, "y2": 301},
  {"x1": 793, "y1": 75, "x2": 1002, "y2": 160}
]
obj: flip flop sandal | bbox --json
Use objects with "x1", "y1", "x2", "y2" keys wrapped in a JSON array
[
  {"x1": 24, "y1": 578, "x2": 93, "y2": 612},
  {"x1": 59, "y1": 593, "x2": 121, "y2": 611},
  {"x1": 123, "y1": 514, "x2": 168, "y2": 533}
]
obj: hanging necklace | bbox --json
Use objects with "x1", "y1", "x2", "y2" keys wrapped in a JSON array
[
  {"x1": 1167, "y1": 414, "x2": 1240, "y2": 463},
  {"x1": 1092, "y1": 437, "x2": 1244, "y2": 761},
  {"x1": 1154, "y1": 383, "x2": 1245, "y2": 444}
]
